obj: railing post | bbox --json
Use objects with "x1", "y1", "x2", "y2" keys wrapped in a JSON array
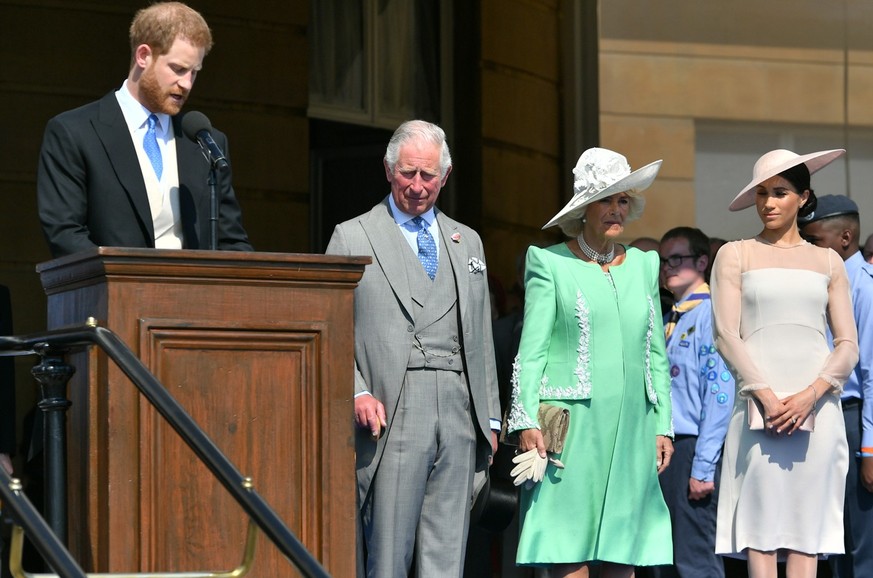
[{"x1": 31, "y1": 348, "x2": 74, "y2": 544}]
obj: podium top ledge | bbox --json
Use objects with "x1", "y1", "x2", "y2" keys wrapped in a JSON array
[{"x1": 37, "y1": 247, "x2": 370, "y2": 293}]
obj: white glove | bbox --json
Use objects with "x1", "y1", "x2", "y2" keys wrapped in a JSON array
[{"x1": 510, "y1": 448, "x2": 548, "y2": 488}]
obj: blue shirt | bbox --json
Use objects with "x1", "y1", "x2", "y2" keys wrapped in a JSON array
[
  {"x1": 828, "y1": 251, "x2": 873, "y2": 449},
  {"x1": 665, "y1": 294, "x2": 734, "y2": 481},
  {"x1": 387, "y1": 195, "x2": 440, "y2": 261}
]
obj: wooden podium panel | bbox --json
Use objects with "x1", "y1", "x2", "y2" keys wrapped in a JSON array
[{"x1": 37, "y1": 248, "x2": 368, "y2": 577}]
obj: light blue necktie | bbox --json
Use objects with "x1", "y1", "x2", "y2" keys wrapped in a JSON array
[
  {"x1": 143, "y1": 114, "x2": 163, "y2": 179},
  {"x1": 412, "y1": 216, "x2": 437, "y2": 280}
]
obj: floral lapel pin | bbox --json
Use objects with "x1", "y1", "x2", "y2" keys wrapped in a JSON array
[
  {"x1": 451, "y1": 232, "x2": 461, "y2": 243},
  {"x1": 468, "y1": 257, "x2": 486, "y2": 274}
]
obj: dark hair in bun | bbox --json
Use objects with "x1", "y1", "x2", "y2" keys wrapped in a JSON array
[{"x1": 778, "y1": 163, "x2": 816, "y2": 218}]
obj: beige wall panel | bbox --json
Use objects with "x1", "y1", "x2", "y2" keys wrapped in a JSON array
[
  {"x1": 621, "y1": 179, "x2": 695, "y2": 242},
  {"x1": 600, "y1": 39, "x2": 844, "y2": 65},
  {"x1": 482, "y1": 148, "x2": 561, "y2": 227},
  {"x1": 599, "y1": 115, "x2": 695, "y2": 180},
  {"x1": 482, "y1": 70, "x2": 560, "y2": 156},
  {"x1": 482, "y1": 0, "x2": 559, "y2": 81},
  {"x1": 600, "y1": 52, "x2": 844, "y2": 124},
  {"x1": 849, "y1": 64, "x2": 873, "y2": 126}
]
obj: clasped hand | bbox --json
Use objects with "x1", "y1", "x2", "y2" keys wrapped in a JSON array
[{"x1": 761, "y1": 386, "x2": 816, "y2": 435}]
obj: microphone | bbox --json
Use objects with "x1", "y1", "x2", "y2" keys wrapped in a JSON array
[{"x1": 180, "y1": 111, "x2": 230, "y2": 171}]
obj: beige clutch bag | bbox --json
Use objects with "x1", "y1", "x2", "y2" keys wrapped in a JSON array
[
  {"x1": 747, "y1": 392, "x2": 815, "y2": 432},
  {"x1": 500, "y1": 403, "x2": 570, "y2": 454}
]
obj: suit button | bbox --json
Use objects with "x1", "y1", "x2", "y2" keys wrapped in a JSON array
[
  {"x1": 407, "y1": 325, "x2": 414, "y2": 332},
  {"x1": 452, "y1": 335, "x2": 459, "y2": 342},
  {"x1": 448, "y1": 359, "x2": 454, "y2": 365}
]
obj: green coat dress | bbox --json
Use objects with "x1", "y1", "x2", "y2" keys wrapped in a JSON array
[{"x1": 507, "y1": 243, "x2": 673, "y2": 566}]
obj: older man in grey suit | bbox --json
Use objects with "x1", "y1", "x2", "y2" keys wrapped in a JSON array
[{"x1": 326, "y1": 120, "x2": 500, "y2": 578}]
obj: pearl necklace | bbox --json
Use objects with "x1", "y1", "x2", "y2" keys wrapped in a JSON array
[{"x1": 577, "y1": 234, "x2": 615, "y2": 265}]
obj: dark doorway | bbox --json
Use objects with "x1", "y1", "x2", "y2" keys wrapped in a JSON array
[{"x1": 309, "y1": 119, "x2": 394, "y2": 252}]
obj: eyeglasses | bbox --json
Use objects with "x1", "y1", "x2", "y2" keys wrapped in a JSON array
[{"x1": 659, "y1": 254, "x2": 698, "y2": 268}]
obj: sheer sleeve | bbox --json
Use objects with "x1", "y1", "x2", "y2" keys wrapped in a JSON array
[
  {"x1": 710, "y1": 242, "x2": 771, "y2": 397},
  {"x1": 821, "y1": 249, "x2": 859, "y2": 391}
]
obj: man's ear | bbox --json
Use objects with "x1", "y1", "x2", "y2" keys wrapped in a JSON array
[
  {"x1": 696, "y1": 254, "x2": 709, "y2": 273},
  {"x1": 134, "y1": 44, "x2": 153, "y2": 70},
  {"x1": 841, "y1": 227, "x2": 854, "y2": 251}
]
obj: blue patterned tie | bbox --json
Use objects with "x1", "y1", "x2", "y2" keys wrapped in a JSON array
[
  {"x1": 412, "y1": 216, "x2": 437, "y2": 280},
  {"x1": 143, "y1": 114, "x2": 163, "y2": 179}
]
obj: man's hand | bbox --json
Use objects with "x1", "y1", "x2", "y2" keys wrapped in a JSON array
[
  {"x1": 354, "y1": 395, "x2": 387, "y2": 439},
  {"x1": 656, "y1": 435, "x2": 673, "y2": 474},
  {"x1": 688, "y1": 477, "x2": 715, "y2": 500},
  {"x1": 490, "y1": 431, "x2": 498, "y2": 461},
  {"x1": 0, "y1": 453, "x2": 12, "y2": 475},
  {"x1": 861, "y1": 456, "x2": 873, "y2": 493}
]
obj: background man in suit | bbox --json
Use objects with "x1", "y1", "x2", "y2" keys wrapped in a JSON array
[
  {"x1": 799, "y1": 195, "x2": 873, "y2": 578},
  {"x1": 37, "y1": 1, "x2": 251, "y2": 258},
  {"x1": 326, "y1": 120, "x2": 500, "y2": 577}
]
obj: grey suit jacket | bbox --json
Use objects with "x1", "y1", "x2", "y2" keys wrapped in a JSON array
[{"x1": 326, "y1": 198, "x2": 500, "y2": 505}]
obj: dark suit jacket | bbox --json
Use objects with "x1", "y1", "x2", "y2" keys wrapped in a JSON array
[
  {"x1": 0, "y1": 285, "x2": 15, "y2": 456},
  {"x1": 37, "y1": 91, "x2": 253, "y2": 258}
]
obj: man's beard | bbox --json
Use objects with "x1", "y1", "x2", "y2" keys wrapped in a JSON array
[{"x1": 139, "y1": 66, "x2": 187, "y2": 115}]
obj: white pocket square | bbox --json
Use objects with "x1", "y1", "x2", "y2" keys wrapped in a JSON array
[{"x1": 468, "y1": 257, "x2": 486, "y2": 274}]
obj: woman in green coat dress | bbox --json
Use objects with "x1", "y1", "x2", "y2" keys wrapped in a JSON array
[{"x1": 507, "y1": 147, "x2": 674, "y2": 578}]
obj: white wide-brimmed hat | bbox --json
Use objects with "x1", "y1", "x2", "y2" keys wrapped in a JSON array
[
  {"x1": 542, "y1": 147, "x2": 662, "y2": 230},
  {"x1": 729, "y1": 148, "x2": 846, "y2": 211}
]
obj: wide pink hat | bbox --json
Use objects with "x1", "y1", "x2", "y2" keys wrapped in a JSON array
[{"x1": 729, "y1": 148, "x2": 845, "y2": 211}]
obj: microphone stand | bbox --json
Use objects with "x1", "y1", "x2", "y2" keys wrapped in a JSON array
[
  {"x1": 207, "y1": 162, "x2": 219, "y2": 250},
  {"x1": 204, "y1": 153, "x2": 228, "y2": 251}
]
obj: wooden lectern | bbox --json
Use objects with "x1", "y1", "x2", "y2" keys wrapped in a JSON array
[{"x1": 37, "y1": 248, "x2": 368, "y2": 577}]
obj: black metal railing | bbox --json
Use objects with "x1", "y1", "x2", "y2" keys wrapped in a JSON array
[{"x1": 0, "y1": 323, "x2": 330, "y2": 578}]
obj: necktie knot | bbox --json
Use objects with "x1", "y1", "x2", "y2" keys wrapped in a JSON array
[
  {"x1": 412, "y1": 217, "x2": 437, "y2": 280},
  {"x1": 143, "y1": 114, "x2": 163, "y2": 180}
]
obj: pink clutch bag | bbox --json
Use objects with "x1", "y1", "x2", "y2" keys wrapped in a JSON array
[{"x1": 747, "y1": 392, "x2": 814, "y2": 432}]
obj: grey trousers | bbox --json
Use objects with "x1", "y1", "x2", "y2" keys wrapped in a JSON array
[{"x1": 361, "y1": 369, "x2": 477, "y2": 578}]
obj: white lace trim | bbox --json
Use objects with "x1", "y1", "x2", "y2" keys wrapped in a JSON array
[
  {"x1": 644, "y1": 295, "x2": 658, "y2": 404},
  {"x1": 506, "y1": 355, "x2": 538, "y2": 432},
  {"x1": 539, "y1": 290, "x2": 593, "y2": 399}
]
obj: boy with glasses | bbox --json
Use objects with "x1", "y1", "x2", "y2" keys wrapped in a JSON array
[{"x1": 652, "y1": 227, "x2": 733, "y2": 578}]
